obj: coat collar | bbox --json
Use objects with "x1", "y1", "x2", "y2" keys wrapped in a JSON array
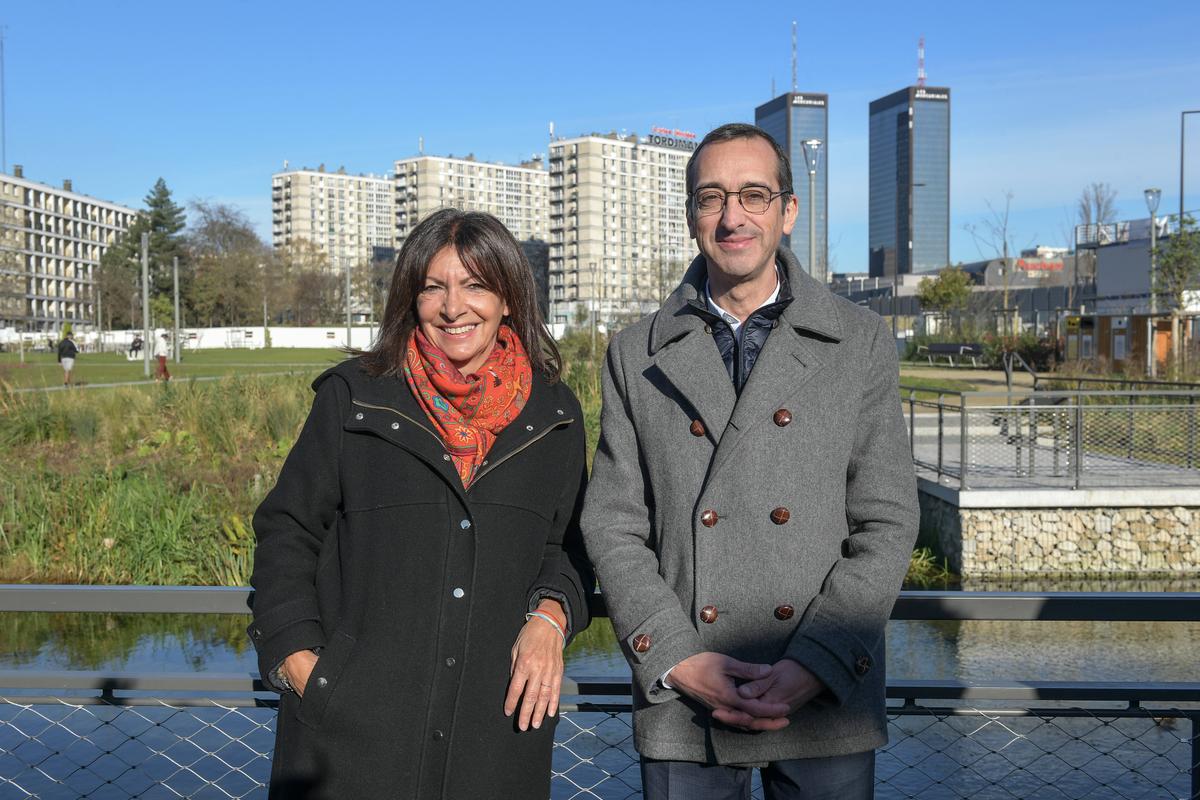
[
  {"x1": 644, "y1": 247, "x2": 845, "y2": 485},
  {"x1": 321, "y1": 358, "x2": 573, "y2": 500},
  {"x1": 648, "y1": 246, "x2": 843, "y2": 355}
]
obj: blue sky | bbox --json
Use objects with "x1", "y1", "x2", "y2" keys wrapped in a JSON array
[{"x1": 3, "y1": 0, "x2": 1199, "y2": 271}]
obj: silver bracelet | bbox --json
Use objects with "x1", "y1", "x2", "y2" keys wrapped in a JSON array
[{"x1": 525, "y1": 611, "x2": 567, "y2": 647}]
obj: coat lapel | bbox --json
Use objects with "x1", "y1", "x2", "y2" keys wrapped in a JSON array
[
  {"x1": 649, "y1": 258, "x2": 737, "y2": 443},
  {"x1": 706, "y1": 249, "x2": 846, "y2": 483}
]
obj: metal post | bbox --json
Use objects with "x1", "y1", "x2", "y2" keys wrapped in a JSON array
[
  {"x1": 908, "y1": 389, "x2": 916, "y2": 455},
  {"x1": 1191, "y1": 715, "x2": 1199, "y2": 800},
  {"x1": 936, "y1": 392, "x2": 944, "y2": 480},
  {"x1": 1029, "y1": 406, "x2": 1037, "y2": 476},
  {"x1": 1189, "y1": 396, "x2": 1197, "y2": 470},
  {"x1": 140, "y1": 233, "x2": 150, "y2": 378},
  {"x1": 172, "y1": 256, "x2": 180, "y2": 364},
  {"x1": 959, "y1": 400, "x2": 969, "y2": 489},
  {"x1": 345, "y1": 260, "x2": 352, "y2": 349},
  {"x1": 1073, "y1": 395, "x2": 1083, "y2": 490}
]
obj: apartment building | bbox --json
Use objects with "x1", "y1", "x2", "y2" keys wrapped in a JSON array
[
  {"x1": 0, "y1": 166, "x2": 138, "y2": 332},
  {"x1": 393, "y1": 154, "x2": 548, "y2": 244},
  {"x1": 547, "y1": 131, "x2": 695, "y2": 328},
  {"x1": 271, "y1": 166, "x2": 395, "y2": 273}
]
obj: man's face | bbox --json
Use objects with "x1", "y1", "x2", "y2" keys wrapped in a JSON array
[{"x1": 687, "y1": 137, "x2": 798, "y2": 285}]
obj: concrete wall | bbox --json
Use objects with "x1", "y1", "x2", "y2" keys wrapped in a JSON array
[{"x1": 920, "y1": 489, "x2": 1200, "y2": 577}]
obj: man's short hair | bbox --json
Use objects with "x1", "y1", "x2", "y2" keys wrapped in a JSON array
[{"x1": 685, "y1": 123, "x2": 794, "y2": 201}]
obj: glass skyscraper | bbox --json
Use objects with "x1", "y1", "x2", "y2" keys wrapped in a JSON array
[
  {"x1": 755, "y1": 92, "x2": 828, "y2": 282},
  {"x1": 868, "y1": 86, "x2": 950, "y2": 278}
]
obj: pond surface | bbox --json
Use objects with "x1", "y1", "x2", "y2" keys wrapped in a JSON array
[{"x1": 3, "y1": 579, "x2": 1198, "y2": 683}]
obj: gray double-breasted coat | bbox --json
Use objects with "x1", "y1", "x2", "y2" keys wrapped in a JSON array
[{"x1": 581, "y1": 248, "x2": 919, "y2": 764}]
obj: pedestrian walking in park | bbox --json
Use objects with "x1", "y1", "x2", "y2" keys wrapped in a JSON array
[
  {"x1": 582, "y1": 123, "x2": 919, "y2": 799},
  {"x1": 129, "y1": 335, "x2": 143, "y2": 359},
  {"x1": 153, "y1": 333, "x2": 171, "y2": 381},
  {"x1": 56, "y1": 331, "x2": 78, "y2": 387},
  {"x1": 248, "y1": 209, "x2": 593, "y2": 799}
]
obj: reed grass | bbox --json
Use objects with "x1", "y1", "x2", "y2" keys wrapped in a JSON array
[{"x1": 1, "y1": 360, "x2": 952, "y2": 586}]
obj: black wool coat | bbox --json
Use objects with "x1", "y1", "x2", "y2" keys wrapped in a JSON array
[{"x1": 248, "y1": 358, "x2": 593, "y2": 800}]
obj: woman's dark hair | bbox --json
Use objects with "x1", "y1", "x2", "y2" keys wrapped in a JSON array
[{"x1": 356, "y1": 208, "x2": 561, "y2": 381}]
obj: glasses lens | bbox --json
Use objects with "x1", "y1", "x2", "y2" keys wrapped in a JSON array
[
  {"x1": 739, "y1": 189, "x2": 771, "y2": 213},
  {"x1": 695, "y1": 190, "x2": 725, "y2": 213}
]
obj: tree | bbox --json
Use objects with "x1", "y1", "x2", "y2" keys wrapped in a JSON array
[
  {"x1": 187, "y1": 201, "x2": 269, "y2": 327},
  {"x1": 0, "y1": 197, "x2": 26, "y2": 329},
  {"x1": 143, "y1": 178, "x2": 188, "y2": 296},
  {"x1": 93, "y1": 179, "x2": 189, "y2": 330},
  {"x1": 916, "y1": 265, "x2": 972, "y2": 335},
  {"x1": 1078, "y1": 182, "x2": 1118, "y2": 228},
  {"x1": 965, "y1": 191, "x2": 1024, "y2": 333},
  {"x1": 273, "y1": 239, "x2": 338, "y2": 325},
  {"x1": 1155, "y1": 215, "x2": 1200, "y2": 374}
]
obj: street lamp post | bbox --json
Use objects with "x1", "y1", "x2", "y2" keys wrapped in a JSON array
[
  {"x1": 800, "y1": 139, "x2": 823, "y2": 284},
  {"x1": 1145, "y1": 187, "x2": 1162, "y2": 378},
  {"x1": 1182, "y1": 111, "x2": 1200, "y2": 227}
]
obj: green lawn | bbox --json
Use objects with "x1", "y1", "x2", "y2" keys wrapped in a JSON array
[{"x1": 0, "y1": 348, "x2": 344, "y2": 389}]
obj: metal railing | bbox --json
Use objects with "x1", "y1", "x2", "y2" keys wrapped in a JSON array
[
  {"x1": 1, "y1": 587, "x2": 1199, "y2": 798},
  {"x1": 903, "y1": 387, "x2": 1200, "y2": 490}
]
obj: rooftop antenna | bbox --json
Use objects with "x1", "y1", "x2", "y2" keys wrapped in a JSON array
[
  {"x1": 418, "y1": 136, "x2": 424, "y2": 154},
  {"x1": 549, "y1": 121, "x2": 555, "y2": 140},
  {"x1": 917, "y1": 36, "x2": 926, "y2": 87},
  {"x1": 791, "y1": 21, "x2": 797, "y2": 93},
  {"x1": 771, "y1": 77, "x2": 776, "y2": 97}
]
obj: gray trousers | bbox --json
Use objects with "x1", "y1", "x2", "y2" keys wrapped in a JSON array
[{"x1": 640, "y1": 751, "x2": 875, "y2": 800}]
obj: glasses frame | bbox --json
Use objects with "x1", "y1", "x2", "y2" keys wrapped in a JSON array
[{"x1": 689, "y1": 187, "x2": 791, "y2": 217}]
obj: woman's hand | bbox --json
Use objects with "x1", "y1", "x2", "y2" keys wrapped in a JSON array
[
  {"x1": 282, "y1": 650, "x2": 319, "y2": 698},
  {"x1": 504, "y1": 602, "x2": 567, "y2": 731}
]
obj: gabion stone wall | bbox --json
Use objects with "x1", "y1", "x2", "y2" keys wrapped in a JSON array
[{"x1": 919, "y1": 493, "x2": 1200, "y2": 576}]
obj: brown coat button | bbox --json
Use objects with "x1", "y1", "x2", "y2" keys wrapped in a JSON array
[
  {"x1": 699, "y1": 605, "x2": 718, "y2": 623},
  {"x1": 700, "y1": 510, "x2": 718, "y2": 527},
  {"x1": 632, "y1": 634, "x2": 652, "y2": 653},
  {"x1": 774, "y1": 605, "x2": 794, "y2": 620},
  {"x1": 770, "y1": 507, "x2": 791, "y2": 525},
  {"x1": 855, "y1": 655, "x2": 871, "y2": 675},
  {"x1": 689, "y1": 419, "x2": 706, "y2": 437},
  {"x1": 773, "y1": 409, "x2": 793, "y2": 427}
]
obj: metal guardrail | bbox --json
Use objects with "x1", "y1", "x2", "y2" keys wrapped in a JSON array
[
  {"x1": 903, "y1": 387, "x2": 1200, "y2": 490},
  {"x1": 7, "y1": 584, "x2": 1200, "y2": 621},
  {"x1": 2, "y1": 587, "x2": 1200, "y2": 797}
]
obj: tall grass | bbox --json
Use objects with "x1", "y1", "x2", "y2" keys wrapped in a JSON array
[
  {"x1": 1, "y1": 353, "x2": 952, "y2": 586},
  {"x1": 0, "y1": 375, "x2": 309, "y2": 585}
]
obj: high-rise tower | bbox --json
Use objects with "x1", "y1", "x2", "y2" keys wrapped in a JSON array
[
  {"x1": 868, "y1": 85, "x2": 950, "y2": 277},
  {"x1": 755, "y1": 92, "x2": 829, "y2": 282}
]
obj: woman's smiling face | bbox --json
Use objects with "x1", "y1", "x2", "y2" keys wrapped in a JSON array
[{"x1": 416, "y1": 245, "x2": 509, "y2": 376}]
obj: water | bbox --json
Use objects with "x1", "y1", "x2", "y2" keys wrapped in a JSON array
[{"x1": 3, "y1": 579, "x2": 1198, "y2": 683}]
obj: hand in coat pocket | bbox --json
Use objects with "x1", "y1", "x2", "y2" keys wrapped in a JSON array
[{"x1": 282, "y1": 650, "x2": 320, "y2": 697}]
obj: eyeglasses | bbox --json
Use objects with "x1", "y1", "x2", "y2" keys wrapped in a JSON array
[{"x1": 690, "y1": 187, "x2": 790, "y2": 216}]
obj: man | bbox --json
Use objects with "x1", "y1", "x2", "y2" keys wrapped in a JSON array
[
  {"x1": 153, "y1": 333, "x2": 171, "y2": 381},
  {"x1": 57, "y1": 331, "x2": 78, "y2": 388},
  {"x1": 582, "y1": 123, "x2": 918, "y2": 799}
]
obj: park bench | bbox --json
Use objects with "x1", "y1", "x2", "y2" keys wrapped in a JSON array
[{"x1": 917, "y1": 343, "x2": 983, "y2": 367}]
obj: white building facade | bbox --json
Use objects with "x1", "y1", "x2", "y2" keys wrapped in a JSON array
[
  {"x1": 271, "y1": 166, "x2": 395, "y2": 273},
  {"x1": 393, "y1": 155, "x2": 548, "y2": 244},
  {"x1": 547, "y1": 131, "x2": 696, "y2": 329},
  {"x1": 0, "y1": 167, "x2": 138, "y2": 332}
]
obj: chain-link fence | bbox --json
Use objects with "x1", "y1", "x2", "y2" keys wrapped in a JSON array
[
  {"x1": 905, "y1": 390, "x2": 1200, "y2": 489},
  {"x1": 2, "y1": 693, "x2": 1197, "y2": 799}
]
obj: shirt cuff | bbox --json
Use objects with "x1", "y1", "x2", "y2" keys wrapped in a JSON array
[{"x1": 659, "y1": 664, "x2": 678, "y2": 690}]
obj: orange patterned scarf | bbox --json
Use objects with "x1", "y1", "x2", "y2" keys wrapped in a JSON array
[{"x1": 404, "y1": 325, "x2": 532, "y2": 488}]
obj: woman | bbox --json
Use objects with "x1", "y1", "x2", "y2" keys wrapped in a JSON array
[{"x1": 248, "y1": 209, "x2": 593, "y2": 799}]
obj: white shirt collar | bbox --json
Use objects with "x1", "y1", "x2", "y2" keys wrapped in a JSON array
[{"x1": 704, "y1": 268, "x2": 782, "y2": 334}]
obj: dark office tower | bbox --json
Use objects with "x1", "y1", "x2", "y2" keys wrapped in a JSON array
[
  {"x1": 756, "y1": 93, "x2": 828, "y2": 282},
  {"x1": 868, "y1": 86, "x2": 950, "y2": 278}
]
